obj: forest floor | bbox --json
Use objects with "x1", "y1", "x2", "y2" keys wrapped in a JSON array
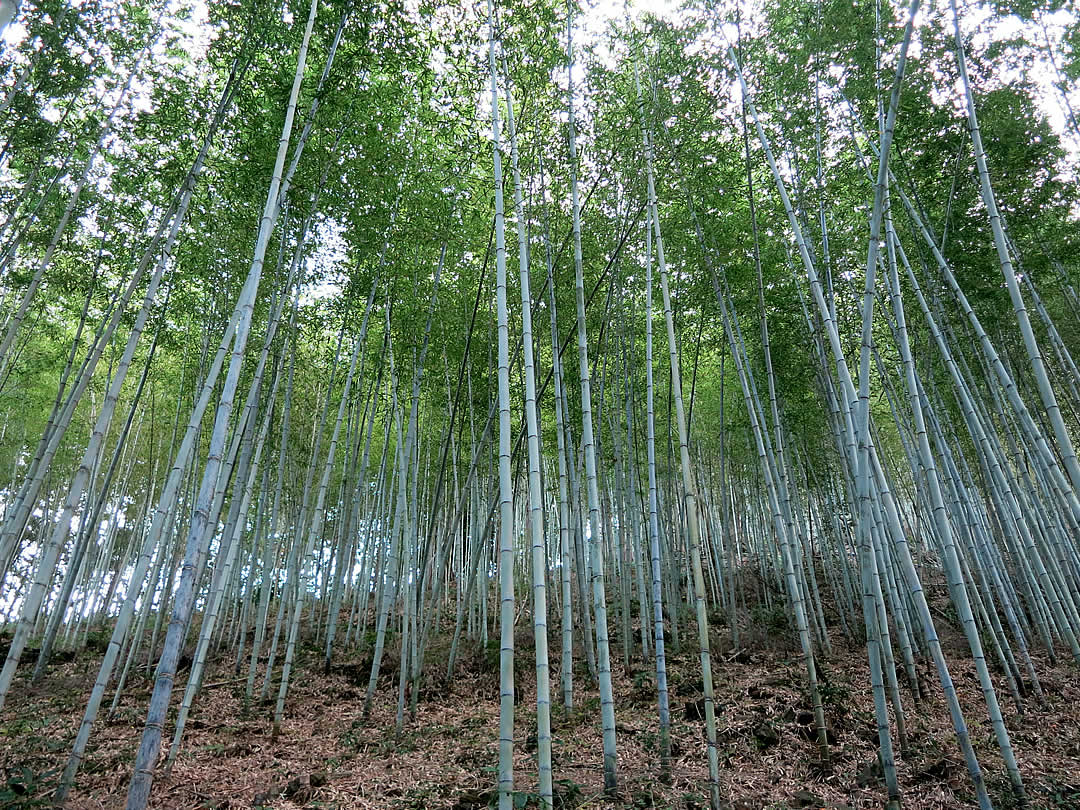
[{"x1": 3, "y1": 606, "x2": 1080, "y2": 810}]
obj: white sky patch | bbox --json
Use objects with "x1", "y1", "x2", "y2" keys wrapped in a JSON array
[
  {"x1": 584, "y1": 0, "x2": 682, "y2": 40},
  {"x1": 974, "y1": 6, "x2": 1079, "y2": 164},
  {"x1": 301, "y1": 218, "x2": 350, "y2": 303},
  {"x1": 2, "y1": 20, "x2": 26, "y2": 48}
]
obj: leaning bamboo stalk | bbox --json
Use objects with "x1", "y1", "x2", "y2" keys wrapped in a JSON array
[{"x1": 124, "y1": 1, "x2": 319, "y2": 804}]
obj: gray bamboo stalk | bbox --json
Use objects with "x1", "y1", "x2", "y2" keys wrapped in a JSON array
[
  {"x1": 165, "y1": 338, "x2": 285, "y2": 766},
  {"x1": 850, "y1": 5, "x2": 918, "y2": 804},
  {"x1": 502, "y1": 60, "x2": 553, "y2": 806},
  {"x1": 362, "y1": 327, "x2": 409, "y2": 718},
  {"x1": 32, "y1": 304, "x2": 163, "y2": 682},
  {"x1": 729, "y1": 41, "x2": 1000, "y2": 808},
  {"x1": 124, "y1": 1, "x2": 318, "y2": 803},
  {"x1": 536, "y1": 169, "x2": 579, "y2": 708},
  {"x1": 567, "y1": 2, "x2": 617, "y2": 792},
  {"x1": 485, "y1": 4, "x2": 517, "y2": 804},
  {"x1": 0, "y1": 40, "x2": 233, "y2": 580},
  {"x1": 0, "y1": 107, "x2": 220, "y2": 712},
  {"x1": 637, "y1": 95, "x2": 721, "y2": 810},
  {"x1": 246, "y1": 293, "x2": 299, "y2": 707},
  {"x1": 323, "y1": 287, "x2": 381, "y2": 673},
  {"x1": 878, "y1": 159, "x2": 1080, "y2": 664},
  {"x1": 950, "y1": 0, "x2": 1080, "y2": 504},
  {"x1": 273, "y1": 291, "x2": 370, "y2": 736},
  {"x1": 55, "y1": 299, "x2": 243, "y2": 802},
  {"x1": 643, "y1": 201, "x2": 672, "y2": 782}
]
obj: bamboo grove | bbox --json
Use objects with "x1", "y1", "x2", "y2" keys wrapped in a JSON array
[{"x1": 0, "y1": 0, "x2": 1079, "y2": 807}]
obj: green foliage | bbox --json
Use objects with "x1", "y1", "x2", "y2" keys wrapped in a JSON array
[
  {"x1": 0, "y1": 767, "x2": 55, "y2": 808},
  {"x1": 1046, "y1": 780, "x2": 1080, "y2": 808},
  {"x1": 482, "y1": 639, "x2": 501, "y2": 671},
  {"x1": 84, "y1": 629, "x2": 110, "y2": 655},
  {"x1": 632, "y1": 669, "x2": 654, "y2": 691},
  {"x1": 553, "y1": 778, "x2": 584, "y2": 808},
  {"x1": 750, "y1": 603, "x2": 789, "y2": 636},
  {"x1": 337, "y1": 718, "x2": 365, "y2": 753},
  {"x1": 1064, "y1": 18, "x2": 1080, "y2": 81},
  {"x1": 811, "y1": 665, "x2": 849, "y2": 714}
]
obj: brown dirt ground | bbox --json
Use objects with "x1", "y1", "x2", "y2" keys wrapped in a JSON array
[{"x1": 2, "y1": 611, "x2": 1080, "y2": 810}]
